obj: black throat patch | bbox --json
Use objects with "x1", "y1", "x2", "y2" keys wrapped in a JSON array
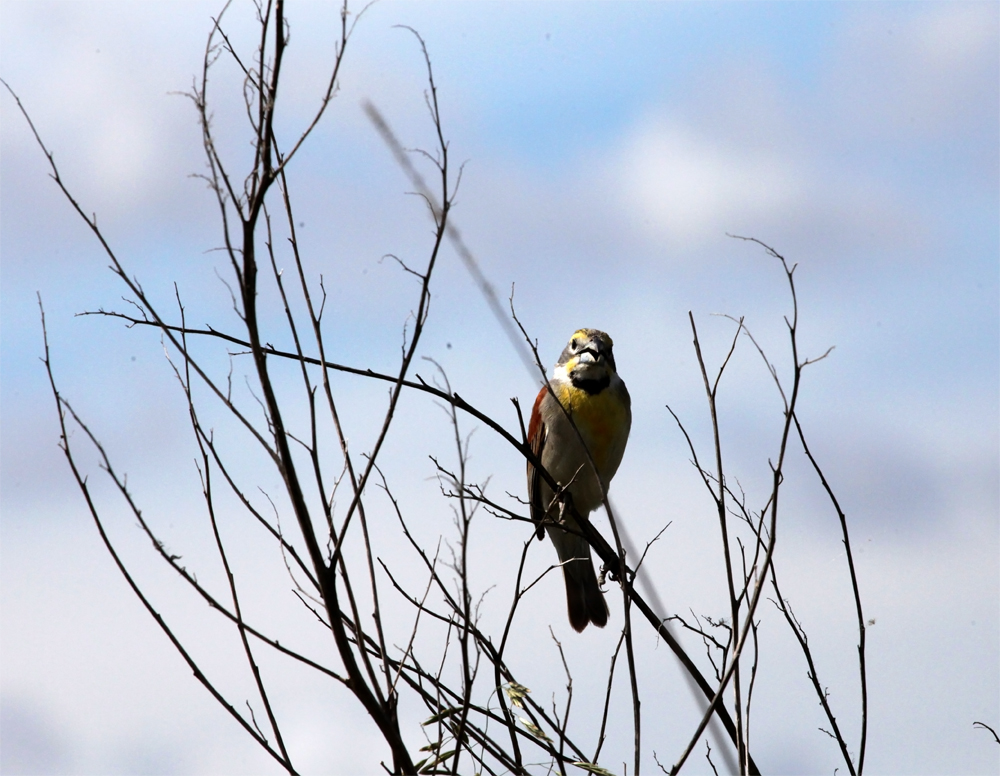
[{"x1": 570, "y1": 373, "x2": 610, "y2": 395}]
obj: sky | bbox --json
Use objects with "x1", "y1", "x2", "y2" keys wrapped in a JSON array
[{"x1": 2, "y1": 1, "x2": 998, "y2": 774}]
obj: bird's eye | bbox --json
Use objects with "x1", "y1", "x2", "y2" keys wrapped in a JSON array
[{"x1": 571, "y1": 338, "x2": 578, "y2": 350}]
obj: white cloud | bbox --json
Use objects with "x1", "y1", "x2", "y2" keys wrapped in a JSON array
[
  {"x1": 614, "y1": 117, "x2": 805, "y2": 249},
  {"x1": 832, "y1": 2, "x2": 999, "y2": 140},
  {"x1": 911, "y1": 3, "x2": 997, "y2": 69}
]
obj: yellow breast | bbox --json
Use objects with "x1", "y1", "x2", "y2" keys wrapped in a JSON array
[{"x1": 554, "y1": 382, "x2": 629, "y2": 472}]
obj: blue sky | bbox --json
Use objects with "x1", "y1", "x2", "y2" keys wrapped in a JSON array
[{"x1": 2, "y1": 2, "x2": 998, "y2": 774}]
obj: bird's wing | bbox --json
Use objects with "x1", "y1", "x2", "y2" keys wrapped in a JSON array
[{"x1": 527, "y1": 385, "x2": 549, "y2": 539}]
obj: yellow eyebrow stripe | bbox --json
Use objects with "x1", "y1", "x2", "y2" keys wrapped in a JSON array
[{"x1": 570, "y1": 329, "x2": 613, "y2": 348}]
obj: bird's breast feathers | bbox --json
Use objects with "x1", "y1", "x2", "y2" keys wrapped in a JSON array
[{"x1": 547, "y1": 377, "x2": 631, "y2": 476}]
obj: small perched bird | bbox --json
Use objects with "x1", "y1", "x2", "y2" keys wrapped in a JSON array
[{"x1": 527, "y1": 329, "x2": 631, "y2": 631}]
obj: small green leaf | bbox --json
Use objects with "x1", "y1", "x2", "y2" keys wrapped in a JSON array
[
  {"x1": 518, "y1": 717, "x2": 551, "y2": 742},
  {"x1": 422, "y1": 707, "x2": 461, "y2": 725},
  {"x1": 504, "y1": 681, "x2": 531, "y2": 709},
  {"x1": 419, "y1": 749, "x2": 456, "y2": 774},
  {"x1": 572, "y1": 762, "x2": 617, "y2": 776}
]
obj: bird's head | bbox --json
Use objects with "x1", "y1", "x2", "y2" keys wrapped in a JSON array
[{"x1": 554, "y1": 328, "x2": 618, "y2": 391}]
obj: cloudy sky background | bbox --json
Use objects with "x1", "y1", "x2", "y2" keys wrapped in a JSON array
[{"x1": 2, "y1": 1, "x2": 997, "y2": 774}]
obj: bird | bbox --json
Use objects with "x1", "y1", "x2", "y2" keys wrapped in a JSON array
[{"x1": 526, "y1": 328, "x2": 631, "y2": 631}]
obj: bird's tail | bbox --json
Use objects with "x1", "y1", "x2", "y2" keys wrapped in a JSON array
[{"x1": 550, "y1": 529, "x2": 608, "y2": 632}]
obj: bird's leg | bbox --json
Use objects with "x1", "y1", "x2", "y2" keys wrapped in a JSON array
[{"x1": 557, "y1": 491, "x2": 575, "y2": 527}]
